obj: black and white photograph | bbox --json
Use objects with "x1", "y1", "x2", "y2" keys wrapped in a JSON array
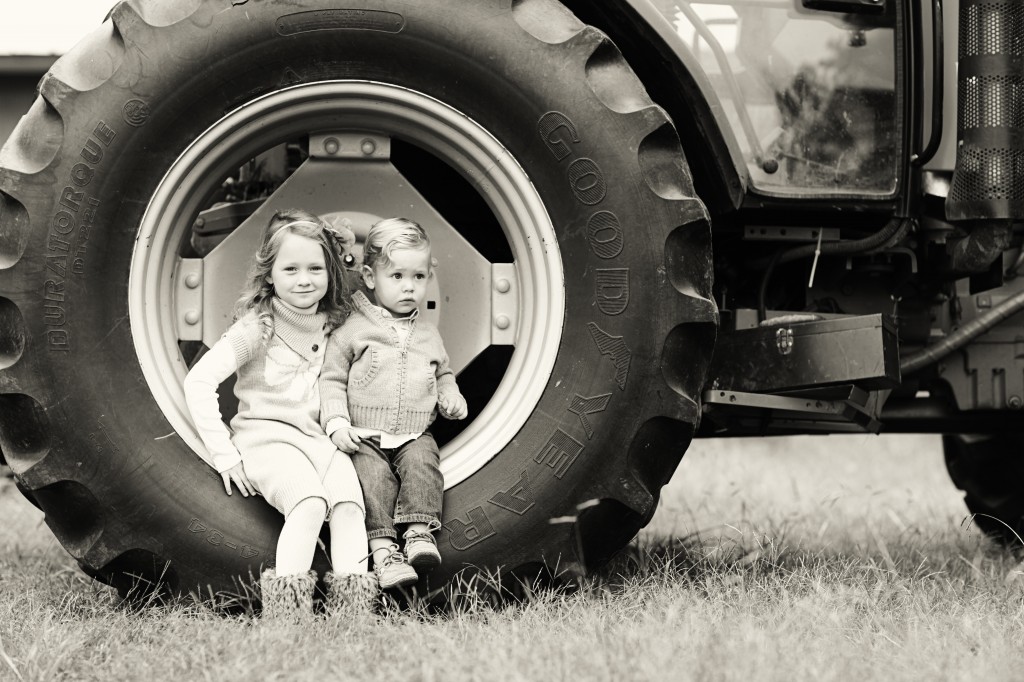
[{"x1": 1, "y1": 1, "x2": 1022, "y2": 679}]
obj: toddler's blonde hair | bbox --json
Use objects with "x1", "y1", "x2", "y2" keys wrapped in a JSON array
[{"x1": 362, "y1": 217, "x2": 430, "y2": 271}]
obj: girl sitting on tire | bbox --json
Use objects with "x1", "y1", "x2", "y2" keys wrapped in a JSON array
[
  {"x1": 320, "y1": 218, "x2": 468, "y2": 591},
  {"x1": 183, "y1": 208, "x2": 376, "y2": 620}
]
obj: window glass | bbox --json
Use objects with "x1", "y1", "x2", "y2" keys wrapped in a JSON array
[{"x1": 668, "y1": 1, "x2": 898, "y2": 195}]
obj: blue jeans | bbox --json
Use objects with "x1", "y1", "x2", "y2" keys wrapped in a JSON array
[{"x1": 351, "y1": 433, "x2": 443, "y2": 541}]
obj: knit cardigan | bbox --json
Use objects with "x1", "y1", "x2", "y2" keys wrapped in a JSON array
[
  {"x1": 320, "y1": 291, "x2": 462, "y2": 435},
  {"x1": 184, "y1": 299, "x2": 333, "y2": 472}
]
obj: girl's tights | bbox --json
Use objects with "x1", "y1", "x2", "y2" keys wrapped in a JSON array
[
  {"x1": 328, "y1": 501, "x2": 369, "y2": 574},
  {"x1": 276, "y1": 497, "x2": 326, "y2": 575},
  {"x1": 275, "y1": 497, "x2": 368, "y2": 575}
]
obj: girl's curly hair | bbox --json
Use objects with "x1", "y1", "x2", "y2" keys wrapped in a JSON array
[{"x1": 233, "y1": 208, "x2": 352, "y2": 338}]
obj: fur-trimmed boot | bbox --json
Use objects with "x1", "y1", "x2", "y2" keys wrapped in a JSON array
[
  {"x1": 324, "y1": 571, "x2": 379, "y2": 620},
  {"x1": 259, "y1": 568, "x2": 317, "y2": 621}
]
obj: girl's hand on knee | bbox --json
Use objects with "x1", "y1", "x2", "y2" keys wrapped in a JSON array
[
  {"x1": 222, "y1": 462, "x2": 256, "y2": 497},
  {"x1": 331, "y1": 427, "x2": 362, "y2": 453}
]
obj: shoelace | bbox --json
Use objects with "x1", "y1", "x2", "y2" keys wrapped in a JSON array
[
  {"x1": 403, "y1": 530, "x2": 435, "y2": 545},
  {"x1": 376, "y1": 546, "x2": 408, "y2": 567}
]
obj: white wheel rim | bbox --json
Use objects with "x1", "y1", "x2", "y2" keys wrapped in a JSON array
[{"x1": 129, "y1": 81, "x2": 564, "y2": 487}]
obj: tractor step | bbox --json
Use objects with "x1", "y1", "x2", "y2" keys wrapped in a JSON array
[{"x1": 702, "y1": 384, "x2": 885, "y2": 434}]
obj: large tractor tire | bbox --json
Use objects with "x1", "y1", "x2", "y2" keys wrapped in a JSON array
[
  {"x1": 944, "y1": 434, "x2": 1024, "y2": 545},
  {"x1": 0, "y1": 0, "x2": 716, "y2": 599}
]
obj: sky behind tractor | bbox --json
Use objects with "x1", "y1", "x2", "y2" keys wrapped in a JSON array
[{"x1": 2, "y1": 2, "x2": 113, "y2": 55}]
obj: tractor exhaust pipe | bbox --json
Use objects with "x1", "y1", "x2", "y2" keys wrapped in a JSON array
[{"x1": 944, "y1": 0, "x2": 1022, "y2": 271}]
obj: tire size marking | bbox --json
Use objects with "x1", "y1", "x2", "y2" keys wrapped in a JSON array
[
  {"x1": 44, "y1": 120, "x2": 115, "y2": 353},
  {"x1": 276, "y1": 9, "x2": 405, "y2": 35},
  {"x1": 187, "y1": 518, "x2": 260, "y2": 559}
]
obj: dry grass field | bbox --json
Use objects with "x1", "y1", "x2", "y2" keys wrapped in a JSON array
[{"x1": 2, "y1": 433, "x2": 1023, "y2": 681}]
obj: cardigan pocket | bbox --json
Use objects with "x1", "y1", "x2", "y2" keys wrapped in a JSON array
[
  {"x1": 427, "y1": 366, "x2": 437, "y2": 395},
  {"x1": 349, "y1": 347, "x2": 380, "y2": 388}
]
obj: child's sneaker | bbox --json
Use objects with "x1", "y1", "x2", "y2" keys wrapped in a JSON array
[
  {"x1": 403, "y1": 529, "x2": 441, "y2": 571},
  {"x1": 373, "y1": 543, "x2": 418, "y2": 589}
]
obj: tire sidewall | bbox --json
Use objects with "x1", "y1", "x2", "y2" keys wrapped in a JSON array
[{"x1": 15, "y1": 0, "x2": 702, "y2": 591}]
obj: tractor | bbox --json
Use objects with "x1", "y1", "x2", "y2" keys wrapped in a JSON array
[{"x1": 1, "y1": 0, "x2": 1021, "y2": 600}]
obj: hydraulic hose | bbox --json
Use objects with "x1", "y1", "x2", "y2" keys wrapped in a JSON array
[
  {"x1": 900, "y1": 288, "x2": 1024, "y2": 374},
  {"x1": 758, "y1": 218, "x2": 909, "y2": 321}
]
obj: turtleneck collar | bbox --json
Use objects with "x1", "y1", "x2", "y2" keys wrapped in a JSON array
[{"x1": 272, "y1": 298, "x2": 327, "y2": 359}]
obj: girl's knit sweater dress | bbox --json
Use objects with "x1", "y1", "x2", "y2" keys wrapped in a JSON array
[{"x1": 184, "y1": 299, "x2": 363, "y2": 517}]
